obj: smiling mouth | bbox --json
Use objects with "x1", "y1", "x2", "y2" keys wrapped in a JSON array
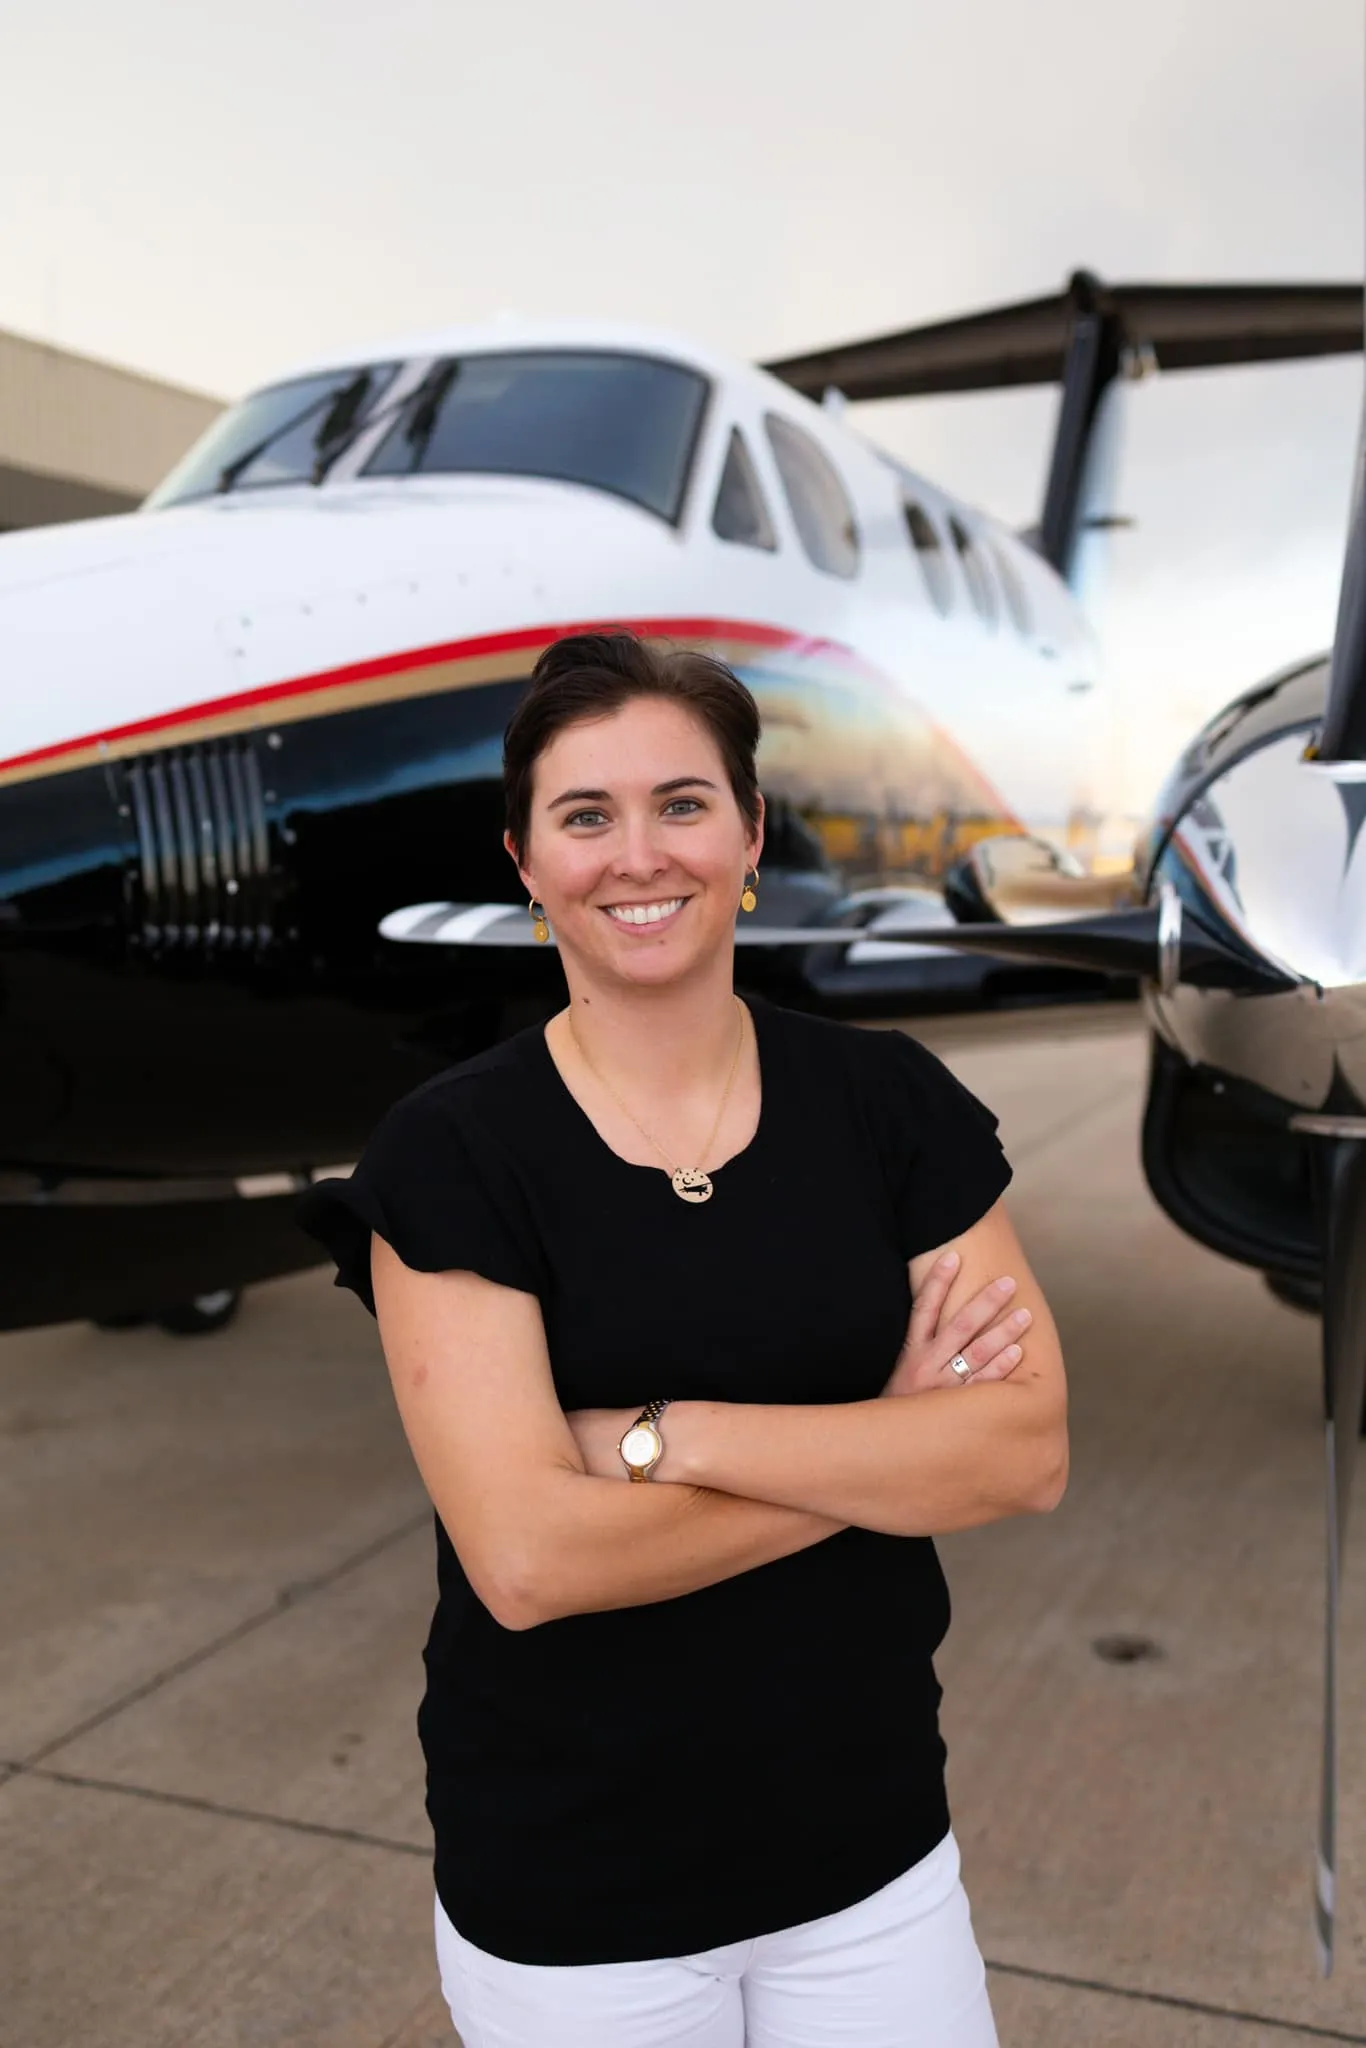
[{"x1": 602, "y1": 896, "x2": 689, "y2": 928}]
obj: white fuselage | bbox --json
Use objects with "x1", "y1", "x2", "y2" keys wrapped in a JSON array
[{"x1": 0, "y1": 317, "x2": 1110, "y2": 870}]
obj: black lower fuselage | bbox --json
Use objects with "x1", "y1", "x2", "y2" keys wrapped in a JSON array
[{"x1": 0, "y1": 640, "x2": 1055, "y2": 1329}]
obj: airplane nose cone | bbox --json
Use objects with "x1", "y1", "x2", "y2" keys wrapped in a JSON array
[
  {"x1": 1149, "y1": 730, "x2": 1366, "y2": 1113},
  {"x1": 1157, "y1": 733, "x2": 1366, "y2": 988}
]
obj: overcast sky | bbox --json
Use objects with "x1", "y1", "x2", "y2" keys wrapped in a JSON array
[{"x1": 2, "y1": 0, "x2": 1362, "y2": 805}]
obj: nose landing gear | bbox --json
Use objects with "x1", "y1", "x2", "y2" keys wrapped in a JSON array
[
  {"x1": 93, "y1": 1289, "x2": 242, "y2": 1338},
  {"x1": 157, "y1": 1289, "x2": 241, "y2": 1336}
]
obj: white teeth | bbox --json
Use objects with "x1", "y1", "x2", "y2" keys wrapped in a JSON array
[{"x1": 606, "y1": 898, "x2": 685, "y2": 926}]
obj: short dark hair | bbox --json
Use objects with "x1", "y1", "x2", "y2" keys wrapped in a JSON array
[{"x1": 503, "y1": 630, "x2": 762, "y2": 860}]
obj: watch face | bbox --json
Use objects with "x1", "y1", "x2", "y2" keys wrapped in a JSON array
[{"x1": 621, "y1": 1424, "x2": 659, "y2": 1469}]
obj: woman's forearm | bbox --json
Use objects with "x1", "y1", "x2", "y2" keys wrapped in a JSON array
[
  {"x1": 506, "y1": 1477, "x2": 843, "y2": 1628},
  {"x1": 657, "y1": 1381, "x2": 1068, "y2": 1537}
]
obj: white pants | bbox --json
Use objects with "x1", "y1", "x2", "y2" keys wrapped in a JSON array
[{"x1": 434, "y1": 1831, "x2": 999, "y2": 2047}]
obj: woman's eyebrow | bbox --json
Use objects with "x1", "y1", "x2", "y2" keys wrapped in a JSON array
[
  {"x1": 654, "y1": 776, "x2": 718, "y2": 796},
  {"x1": 547, "y1": 787, "x2": 610, "y2": 810},
  {"x1": 546, "y1": 776, "x2": 718, "y2": 810}
]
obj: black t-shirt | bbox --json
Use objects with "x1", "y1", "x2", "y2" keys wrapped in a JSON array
[{"x1": 297, "y1": 997, "x2": 1011, "y2": 1966}]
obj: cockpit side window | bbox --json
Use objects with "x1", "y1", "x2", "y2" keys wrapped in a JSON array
[
  {"x1": 763, "y1": 415, "x2": 860, "y2": 578},
  {"x1": 144, "y1": 363, "x2": 401, "y2": 509},
  {"x1": 903, "y1": 500, "x2": 953, "y2": 615},
  {"x1": 948, "y1": 515, "x2": 998, "y2": 627},
  {"x1": 991, "y1": 540, "x2": 1033, "y2": 636},
  {"x1": 712, "y1": 429, "x2": 777, "y2": 551},
  {"x1": 361, "y1": 350, "x2": 709, "y2": 524}
]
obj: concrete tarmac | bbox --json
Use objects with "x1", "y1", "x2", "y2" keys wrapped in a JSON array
[{"x1": 3, "y1": 1019, "x2": 1366, "y2": 2047}]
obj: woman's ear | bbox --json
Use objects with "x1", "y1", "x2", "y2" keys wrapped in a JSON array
[
  {"x1": 747, "y1": 793, "x2": 766, "y2": 872},
  {"x1": 503, "y1": 830, "x2": 533, "y2": 897}
]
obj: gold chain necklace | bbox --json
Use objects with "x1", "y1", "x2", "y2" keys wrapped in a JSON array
[{"x1": 567, "y1": 997, "x2": 746, "y2": 1205}]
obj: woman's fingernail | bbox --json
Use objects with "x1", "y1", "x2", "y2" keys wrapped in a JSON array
[
  {"x1": 1005, "y1": 1345, "x2": 1021, "y2": 1362},
  {"x1": 939, "y1": 1252, "x2": 960, "y2": 1271},
  {"x1": 994, "y1": 1276, "x2": 1016, "y2": 1295},
  {"x1": 1013, "y1": 1309, "x2": 1032, "y2": 1328}
]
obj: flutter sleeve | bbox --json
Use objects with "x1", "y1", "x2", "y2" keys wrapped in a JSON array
[
  {"x1": 874, "y1": 1029, "x2": 1014, "y2": 1259},
  {"x1": 295, "y1": 1083, "x2": 547, "y2": 1316}
]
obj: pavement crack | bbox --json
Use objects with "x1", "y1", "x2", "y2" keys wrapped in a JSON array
[
  {"x1": 8, "y1": 1507, "x2": 431, "y2": 1775},
  {"x1": 985, "y1": 1959, "x2": 1366, "y2": 2042},
  {"x1": 4, "y1": 1759, "x2": 429, "y2": 1857}
]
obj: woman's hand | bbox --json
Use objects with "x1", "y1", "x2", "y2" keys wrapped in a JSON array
[{"x1": 882, "y1": 1250, "x2": 1031, "y2": 1398}]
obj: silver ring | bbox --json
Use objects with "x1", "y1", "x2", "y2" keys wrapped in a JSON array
[{"x1": 948, "y1": 1354, "x2": 973, "y2": 1384}]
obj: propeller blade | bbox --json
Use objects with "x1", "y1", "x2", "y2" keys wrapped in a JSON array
[
  {"x1": 874, "y1": 898, "x2": 1287, "y2": 992},
  {"x1": 377, "y1": 891, "x2": 1291, "y2": 992},
  {"x1": 1314, "y1": 1140, "x2": 1366, "y2": 1973},
  {"x1": 1312, "y1": 285, "x2": 1366, "y2": 764}
]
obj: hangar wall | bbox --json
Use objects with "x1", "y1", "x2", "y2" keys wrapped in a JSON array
[{"x1": 0, "y1": 328, "x2": 221, "y2": 532}]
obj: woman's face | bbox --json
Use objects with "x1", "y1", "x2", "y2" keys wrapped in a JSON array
[{"x1": 508, "y1": 695, "x2": 763, "y2": 992}]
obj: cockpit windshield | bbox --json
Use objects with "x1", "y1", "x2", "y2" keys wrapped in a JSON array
[
  {"x1": 362, "y1": 351, "x2": 709, "y2": 523},
  {"x1": 144, "y1": 362, "x2": 401, "y2": 509}
]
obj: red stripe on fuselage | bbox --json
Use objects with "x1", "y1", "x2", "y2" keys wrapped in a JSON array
[{"x1": 0, "y1": 616, "x2": 818, "y2": 780}]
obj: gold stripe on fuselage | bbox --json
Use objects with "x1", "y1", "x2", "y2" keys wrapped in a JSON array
[
  {"x1": 0, "y1": 627, "x2": 837, "y2": 790},
  {"x1": 0, "y1": 645, "x2": 541, "y2": 789}
]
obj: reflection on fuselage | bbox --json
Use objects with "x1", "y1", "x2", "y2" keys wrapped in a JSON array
[{"x1": 0, "y1": 622, "x2": 1049, "y2": 1179}]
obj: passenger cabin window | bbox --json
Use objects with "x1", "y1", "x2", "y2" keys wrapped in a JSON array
[
  {"x1": 712, "y1": 429, "x2": 777, "y2": 550},
  {"x1": 948, "y1": 515, "x2": 998, "y2": 627},
  {"x1": 145, "y1": 362, "x2": 401, "y2": 508},
  {"x1": 363, "y1": 350, "x2": 708, "y2": 523},
  {"x1": 903, "y1": 500, "x2": 953, "y2": 615},
  {"x1": 991, "y1": 540, "x2": 1032, "y2": 636},
  {"x1": 763, "y1": 414, "x2": 859, "y2": 578}
]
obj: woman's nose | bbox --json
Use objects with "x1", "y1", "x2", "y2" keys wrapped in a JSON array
[{"x1": 613, "y1": 813, "x2": 667, "y2": 877}]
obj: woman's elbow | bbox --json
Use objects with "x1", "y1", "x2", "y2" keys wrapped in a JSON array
[
  {"x1": 464, "y1": 1534, "x2": 554, "y2": 1632},
  {"x1": 449, "y1": 1481, "x2": 582, "y2": 1631},
  {"x1": 468, "y1": 1561, "x2": 537, "y2": 1632},
  {"x1": 479, "y1": 1535, "x2": 586, "y2": 1631},
  {"x1": 1023, "y1": 1425, "x2": 1069, "y2": 1514},
  {"x1": 486, "y1": 1582, "x2": 543, "y2": 1631}
]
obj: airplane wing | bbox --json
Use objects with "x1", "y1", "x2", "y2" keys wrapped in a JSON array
[{"x1": 761, "y1": 276, "x2": 1363, "y2": 401}]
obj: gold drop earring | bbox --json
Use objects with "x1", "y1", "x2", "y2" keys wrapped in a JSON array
[
  {"x1": 528, "y1": 895, "x2": 550, "y2": 944},
  {"x1": 740, "y1": 866, "x2": 759, "y2": 915}
]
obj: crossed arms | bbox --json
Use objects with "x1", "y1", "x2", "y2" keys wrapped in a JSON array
[{"x1": 371, "y1": 1198, "x2": 1067, "y2": 1632}]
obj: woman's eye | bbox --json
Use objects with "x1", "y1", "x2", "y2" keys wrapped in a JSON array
[{"x1": 562, "y1": 799, "x2": 701, "y2": 826}]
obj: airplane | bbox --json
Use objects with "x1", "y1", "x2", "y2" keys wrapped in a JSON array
[
  {"x1": 1, "y1": 268, "x2": 1363, "y2": 1960},
  {"x1": 0, "y1": 278, "x2": 1136, "y2": 1346},
  {"x1": 3, "y1": 272, "x2": 1354, "y2": 1343}
]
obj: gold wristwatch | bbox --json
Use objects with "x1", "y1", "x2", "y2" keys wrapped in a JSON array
[{"x1": 619, "y1": 1398, "x2": 672, "y2": 1482}]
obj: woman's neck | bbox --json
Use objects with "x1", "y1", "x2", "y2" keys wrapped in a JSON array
[{"x1": 555, "y1": 961, "x2": 744, "y2": 1100}]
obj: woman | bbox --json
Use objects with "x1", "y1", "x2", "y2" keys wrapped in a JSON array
[{"x1": 298, "y1": 629, "x2": 1067, "y2": 2047}]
